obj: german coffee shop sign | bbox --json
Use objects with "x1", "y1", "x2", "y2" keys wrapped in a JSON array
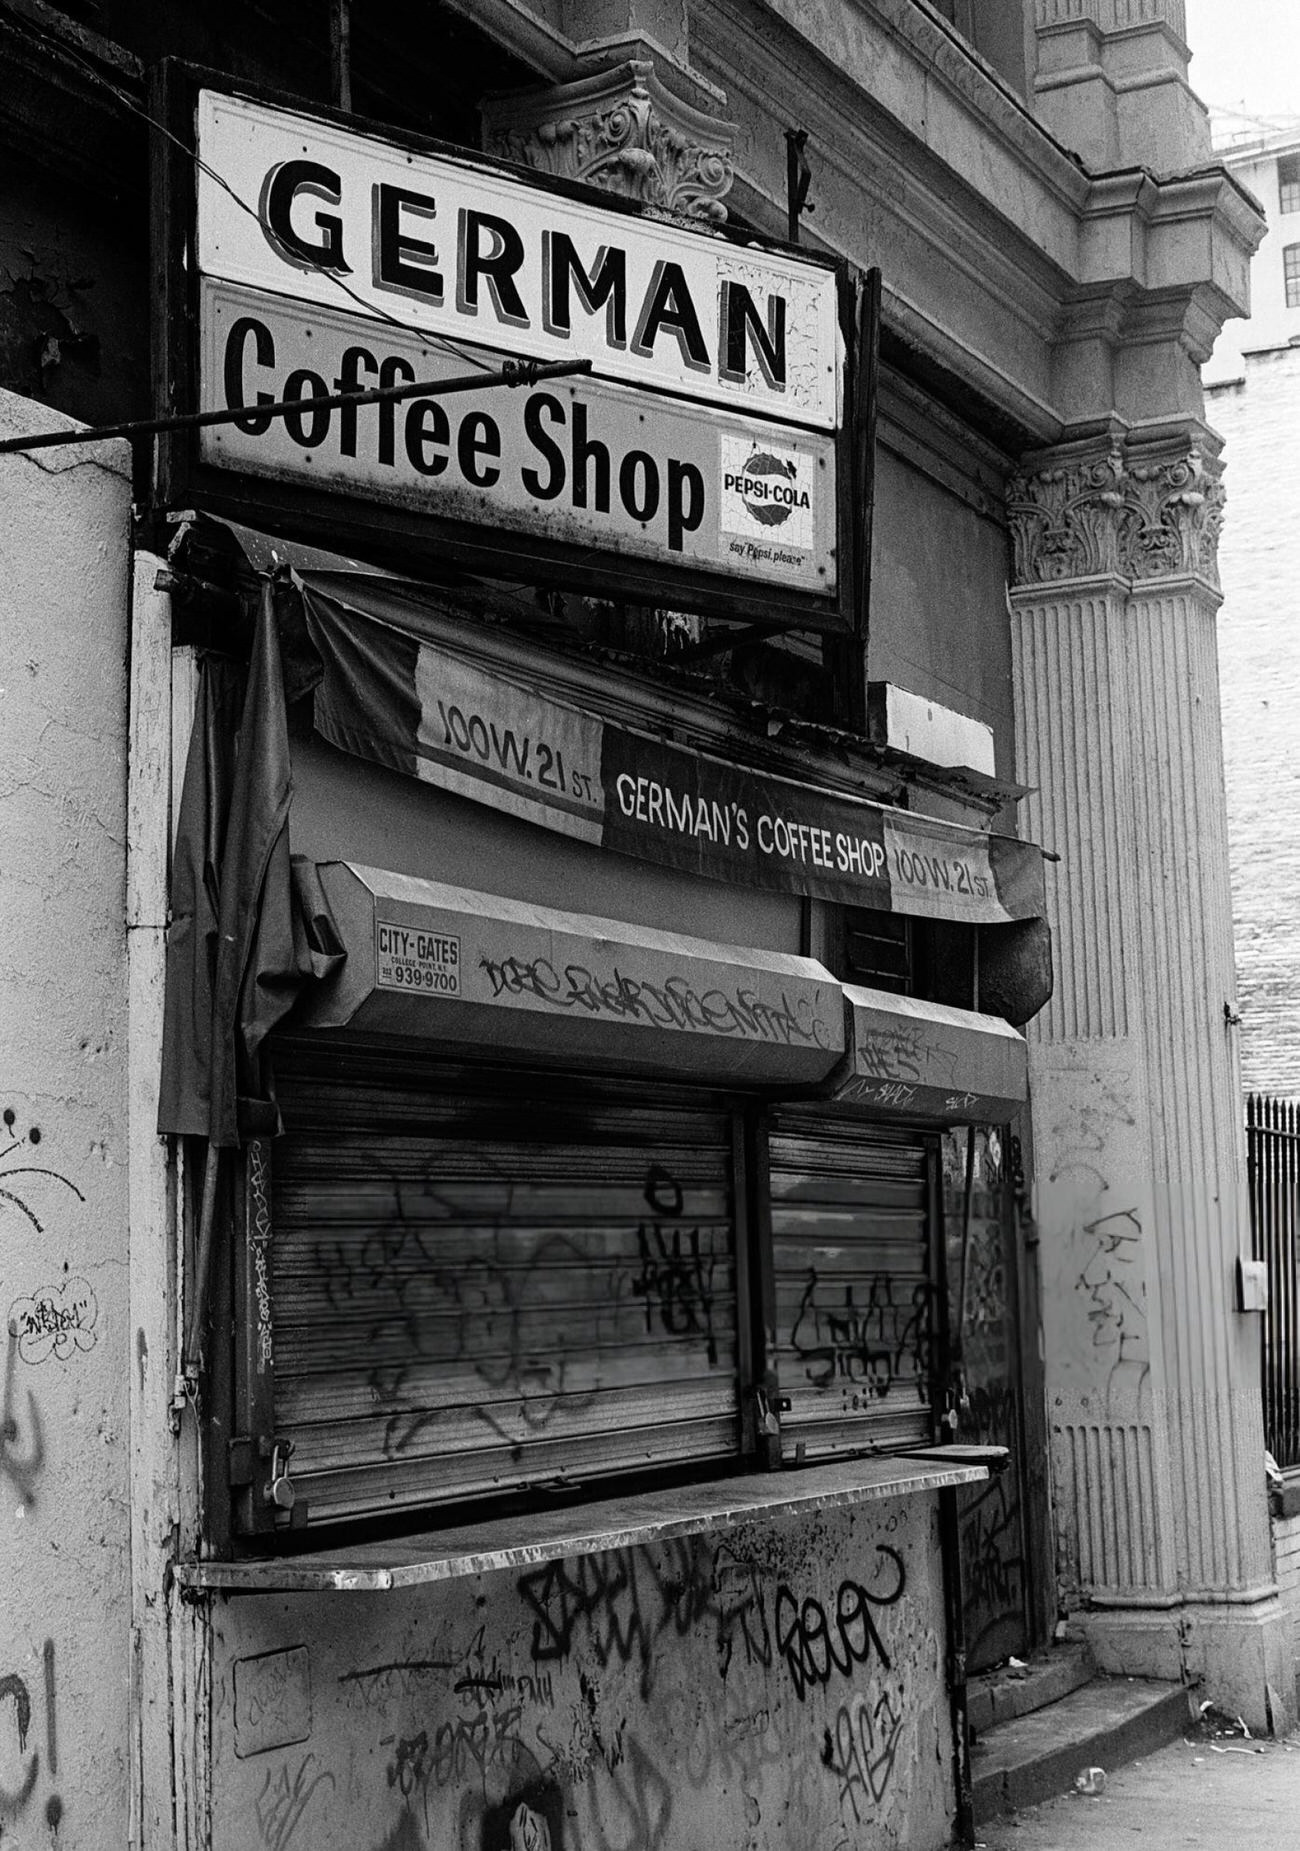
[{"x1": 174, "y1": 84, "x2": 853, "y2": 625}]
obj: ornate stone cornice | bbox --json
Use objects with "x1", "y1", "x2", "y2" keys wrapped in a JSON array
[
  {"x1": 1008, "y1": 441, "x2": 1224, "y2": 588},
  {"x1": 1035, "y1": 0, "x2": 1186, "y2": 37},
  {"x1": 481, "y1": 60, "x2": 734, "y2": 223}
]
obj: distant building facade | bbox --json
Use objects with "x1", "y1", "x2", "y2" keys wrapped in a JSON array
[{"x1": 1207, "y1": 125, "x2": 1300, "y2": 1092}]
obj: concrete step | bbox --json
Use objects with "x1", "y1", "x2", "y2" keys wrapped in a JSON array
[
  {"x1": 971, "y1": 1675, "x2": 1191, "y2": 1823},
  {"x1": 968, "y1": 1643, "x2": 1095, "y2": 1737}
]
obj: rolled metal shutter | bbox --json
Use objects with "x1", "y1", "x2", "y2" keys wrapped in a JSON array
[
  {"x1": 257, "y1": 1043, "x2": 741, "y2": 1529},
  {"x1": 767, "y1": 1112, "x2": 937, "y2": 1460}
]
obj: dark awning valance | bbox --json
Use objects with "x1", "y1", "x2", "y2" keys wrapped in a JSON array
[{"x1": 290, "y1": 574, "x2": 1050, "y2": 930}]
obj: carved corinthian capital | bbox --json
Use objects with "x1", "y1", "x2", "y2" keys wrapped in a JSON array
[
  {"x1": 1119, "y1": 447, "x2": 1224, "y2": 584},
  {"x1": 1008, "y1": 441, "x2": 1223, "y2": 589},
  {"x1": 481, "y1": 61, "x2": 734, "y2": 223},
  {"x1": 1007, "y1": 447, "x2": 1127, "y2": 584}
]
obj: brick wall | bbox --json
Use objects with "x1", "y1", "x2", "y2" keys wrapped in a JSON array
[{"x1": 1209, "y1": 350, "x2": 1300, "y2": 1094}]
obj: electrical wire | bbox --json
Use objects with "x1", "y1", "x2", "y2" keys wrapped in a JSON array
[{"x1": 0, "y1": 4, "x2": 498, "y2": 373}]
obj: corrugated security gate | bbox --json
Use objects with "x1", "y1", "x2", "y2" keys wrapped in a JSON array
[
  {"x1": 767, "y1": 1113, "x2": 937, "y2": 1459},
  {"x1": 248, "y1": 1043, "x2": 743, "y2": 1530}
]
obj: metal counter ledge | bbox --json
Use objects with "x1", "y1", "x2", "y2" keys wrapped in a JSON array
[{"x1": 173, "y1": 1449, "x2": 996, "y2": 1595}]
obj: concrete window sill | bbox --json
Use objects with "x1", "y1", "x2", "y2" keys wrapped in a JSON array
[{"x1": 174, "y1": 1451, "x2": 993, "y2": 1595}]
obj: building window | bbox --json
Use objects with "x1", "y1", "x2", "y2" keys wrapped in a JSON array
[
  {"x1": 1285, "y1": 244, "x2": 1300, "y2": 309},
  {"x1": 1280, "y1": 156, "x2": 1300, "y2": 215}
]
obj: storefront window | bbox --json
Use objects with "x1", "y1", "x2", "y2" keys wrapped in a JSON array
[{"x1": 219, "y1": 1041, "x2": 945, "y2": 1543}]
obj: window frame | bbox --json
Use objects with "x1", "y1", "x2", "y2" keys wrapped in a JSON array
[{"x1": 1285, "y1": 242, "x2": 1300, "y2": 310}]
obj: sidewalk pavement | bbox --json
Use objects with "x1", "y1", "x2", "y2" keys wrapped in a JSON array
[{"x1": 976, "y1": 1730, "x2": 1300, "y2": 1851}]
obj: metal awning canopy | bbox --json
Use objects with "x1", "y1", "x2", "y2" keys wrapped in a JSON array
[
  {"x1": 292, "y1": 860, "x2": 846, "y2": 1084},
  {"x1": 826, "y1": 984, "x2": 1029, "y2": 1125}
]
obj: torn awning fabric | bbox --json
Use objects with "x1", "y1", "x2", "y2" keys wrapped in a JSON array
[
  {"x1": 158, "y1": 578, "x2": 341, "y2": 1144},
  {"x1": 298, "y1": 578, "x2": 1050, "y2": 927}
]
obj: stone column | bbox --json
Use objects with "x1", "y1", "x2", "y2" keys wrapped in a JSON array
[
  {"x1": 1033, "y1": 0, "x2": 1210, "y2": 173},
  {"x1": 1009, "y1": 430, "x2": 1294, "y2": 1729}
]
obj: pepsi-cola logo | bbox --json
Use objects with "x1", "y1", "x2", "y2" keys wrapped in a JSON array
[{"x1": 725, "y1": 451, "x2": 810, "y2": 528}]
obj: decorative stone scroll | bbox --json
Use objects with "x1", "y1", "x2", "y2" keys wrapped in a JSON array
[
  {"x1": 482, "y1": 59, "x2": 734, "y2": 223},
  {"x1": 1008, "y1": 441, "x2": 1223, "y2": 589}
]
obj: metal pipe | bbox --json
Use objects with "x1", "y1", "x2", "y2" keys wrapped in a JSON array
[
  {"x1": 0, "y1": 356, "x2": 593, "y2": 456},
  {"x1": 181, "y1": 1142, "x2": 221, "y2": 1377},
  {"x1": 330, "y1": 0, "x2": 352, "y2": 112}
]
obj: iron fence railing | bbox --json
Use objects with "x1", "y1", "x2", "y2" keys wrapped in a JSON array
[{"x1": 1247, "y1": 1093, "x2": 1300, "y2": 1469}]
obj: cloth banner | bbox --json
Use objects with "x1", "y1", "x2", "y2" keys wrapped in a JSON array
[
  {"x1": 159, "y1": 582, "x2": 343, "y2": 1144},
  {"x1": 300, "y1": 581, "x2": 1048, "y2": 927}
]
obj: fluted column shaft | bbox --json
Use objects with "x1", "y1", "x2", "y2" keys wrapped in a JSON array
[{"x1": 1010, "y1": 434, "x2": 1289, "y2": 1728}]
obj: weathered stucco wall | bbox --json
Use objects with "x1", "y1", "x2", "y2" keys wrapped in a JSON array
[
  {"x1": 0, "y1": 390, "x2": 132, "y2": 1844},
  {"x1": 206, "y1": 1497, "x2": 952, "y2": 1851}
]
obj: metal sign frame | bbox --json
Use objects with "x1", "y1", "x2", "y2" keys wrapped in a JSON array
[{"x1": 151, "y1": 63, "x2": 862, "y2": 632}]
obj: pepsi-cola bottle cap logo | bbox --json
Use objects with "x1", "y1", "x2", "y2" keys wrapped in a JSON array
[{"x1": 738, "y1": 451, "x2": 800, "y2": 527}]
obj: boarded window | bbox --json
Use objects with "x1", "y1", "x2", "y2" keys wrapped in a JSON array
[
  {"x1": 238, "y1": 1042, "x2": 743, "y2": 1532},
  {"x1": 766, "y1": 1112, "x2": 938, "y2": 1461},
  {"x1": 223, "y1": 1044, "x2": 944, "y2": 1540}
]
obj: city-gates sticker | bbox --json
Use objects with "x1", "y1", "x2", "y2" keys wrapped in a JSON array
[{"x1": 375, "y1": 920, "x2": 461, "y2": 995}]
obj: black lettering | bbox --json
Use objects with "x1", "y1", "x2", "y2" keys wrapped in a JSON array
[
  {"x1": 281, "y1": 368, "x2": 331, "y2": 447},
  {"x1": 456, "y1": 209, "x2": 528, "y2": 326},
  {"x1": 334, "y1": 344, "x2": 377, "y2": 457},
  {"x1": 377, "y1": 355, "x2": 415, "y2": 466},
  {"x1": 223, "y1": 316, "x2": 276, "y2": 435},
  {"x1": 543, "y1": 232, "x2": 627, "y2": 346},
  {"x1": 620, "y1": 450, "x2": 660, "y2": 523},
  {"x1": 405, "y1": 398, "x2": 450, "y2": 475},
  {"x1": 631, "y1": 260, "x2": 709, "y2": 371},
  {"x1": 572, "y1": 403, "x2": 611, "y2": 513},
  {"x1": 521, "y1": 393, "x2": 566, "y2": 500},
  {"x1": 458, "y1": 412, "x2": 501, "y2": 487},
  {"x1": 373, "y1": 184, "x2": 444, "y2": 303},
  {"x1": 258, "y1": 159, "x2": 350, "y2": 274},
  {"x1": 719, "y1": 281, "x2": 787, "y2": 391},
  {"x1": 666, "y1": 459, "x2": 705, "y2": 551}
]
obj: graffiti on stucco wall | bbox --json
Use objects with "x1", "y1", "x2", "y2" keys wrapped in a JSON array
[
  {"x1": 9, "y1": 1278, "x2": 97, "y2": 1364},
  {"x1": 771, "y1": 1551, "x2": 906, "y2": 1702},
  {"x1": 0, "y1": 1104, "x2": 85, "y2": 1238},
  {"x1": 255, "y1": 1752, "x2": 335, "y2": 1851},
  {"x1": 1, "y1": 1325, "x2": 44, "y2": 1509},
  {"x1": 0, "y1": 1638, "x2": 64, "y2": 1835},
  {"x1": 0, "y1": 1105, "x2": 95, "y2": 1509},
  {"x1": 219, "y1": 1504, "x2": 943, "y2": 1851}
]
